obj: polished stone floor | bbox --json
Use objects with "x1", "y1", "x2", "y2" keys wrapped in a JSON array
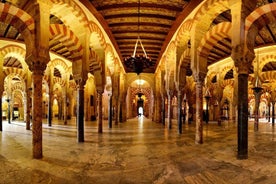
[{"x1": 1, "y1": 117, "x2": 276, "y2": 184}]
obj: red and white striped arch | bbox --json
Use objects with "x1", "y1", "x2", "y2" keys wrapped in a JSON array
[
  {"x1": 245, "y1": 3, "x2": 276, "y2": 49},
  {"x1": 49, "y1": 24, "x2": 83, "y2": 62},
  {"x1": 0, "y1": 3, "x2": 35, "y2": 58},
  {"x1": 0, "y1": 45, "x2": 28, "y2": 71},
  {"x1": 3, "y1": 67, "x2": 27, "y2": 81},
  {"x1": 198, "y1": 22, "x2": 232, "y2": 58}
]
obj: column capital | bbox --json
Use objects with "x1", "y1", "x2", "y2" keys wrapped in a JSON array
[
  {"x1": 193, "y1": 71, "x2": 206, "y2": 84},
  {"x1": 232, "y1": 46, "x2": 255, "y2": 74}
]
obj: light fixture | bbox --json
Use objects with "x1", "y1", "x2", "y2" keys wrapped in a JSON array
[{"x1": 124, "y1": 0, "x2": 152, "y2": 75}]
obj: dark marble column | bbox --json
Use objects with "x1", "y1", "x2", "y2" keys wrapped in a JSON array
[
  {"x1": 177, "y1": 91, "x2": 183, "y2": 134},
  {"x1": 76, "y1": 82, "x2": 85, "y2": 142},
  {"x1": 108, "y1": 94, "x2": 112, "y2": 128},
  {"x1": 272, "y1": 101, "x2": 275, "y2": 125},
  {"x1": 253, "y1": 87, "x2": 262, "y2": 131},
  {"x1": 237, "y1": 73, "x2": 248, "y2": 159},
  {"x1": 97, "y1": 90, "x2": 103, "y2": 133},
  {"x1": 167, "y1": 90, "x2": 173, "y2": 129},
  {"x1": 0, "y1": 97, "x2": 2, "y2": 131},
  {"x1": 268, "y1": 103, "x2": 270, "y2": 122},
  {"x1": 63, "y1": 96, "x2": 68, "y2": 125},
  {"x1": 161, "y1": 96, "x2": 166, "y2": 126},
  {"x1": 32, "y1": 69, "x2": 44, "y2": 159},
  {"x1": 195, "y1": 80, "x2": 204, "y2": 144},
  {"x1": 48, "y1": 94, "x2": 52, "y2": 127}
]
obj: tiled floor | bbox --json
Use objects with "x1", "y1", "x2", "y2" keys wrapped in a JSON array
[{"x1": 1, "y1": 117, "x2": 276, "y2": 184}]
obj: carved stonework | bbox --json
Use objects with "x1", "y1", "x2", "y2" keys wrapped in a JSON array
[{"x1": 232, "y1": 45, "x2": 255, "y2": 74}]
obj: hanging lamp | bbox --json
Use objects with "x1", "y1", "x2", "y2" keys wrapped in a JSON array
[{"x1": 124, "y1": 0, "x2": 151, "y2": 75}]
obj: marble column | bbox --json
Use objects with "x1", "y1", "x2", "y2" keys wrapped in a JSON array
[
  {"x1": 63, "y1": 95, "x2": 68, "y2": 125},
  {"x1": 114, "y1": 96, "x2": 119, "y2": 125},
  {"x1": 108, "y1": 94, "x2": 112, "y2": 128},
  {"x1": 177, "y1": 91, "x2": 183, "y2": 134},
  {"x1": 26, "y1": 89, "x2": 31, "y2": 130},
  {"x1": 167, "y1": 90, "x2": 173, "y2": 129},
  {"x1": 268, "y1": 103, "x2": 270, "y2": 122},
  {"x1": 32, "y1": 68, "x2": 45, "y2": 159},
  {"x1": 272, "y1": 101, "x2": 275, "y2": 125},
  {"x1": 161, "y1": 95, "x2": 166, "y2": 126},
  {"x1": 76, "y1": 81, "x2": 85, "y2": 142},
  {"x1": 253, "y1": 87, "x2": 262, "y2": 131},
  {"x1": 195, "y1": 80, "x2": 204, "y2": 144},
  {"x1": 97, "y1": 90, "x2": 103, "y2": 133},
  {"x1": 237, "y1": 73, "x2": 249, "y2": 159},
  {"x1": 0, "y1": 94, "x2": 2, "y2": 131},
  {"x1": 48, "y1": 93, "x2": 52, "y2": 127},
  {"x1": 0, "y1": 55, "x2": 3, "y2": 131}
]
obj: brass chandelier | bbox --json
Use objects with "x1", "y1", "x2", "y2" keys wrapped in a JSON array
[{"x1": 124, "y1": 0, "x2": 151, "y2": 75}]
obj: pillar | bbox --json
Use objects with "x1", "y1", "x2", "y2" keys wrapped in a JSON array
[
  {"x1": 253, "y1": 87, "x2": 262, "y2": 131},
  {"x1": 194, "y1": 74, "x2": 205, "y2": 144},
  {"x1": 76, "y1": 80, "x2": 85, "y2": 142},
  {"x1": 161, "y1": 95, "x2": 166, "y2": 126},
  {"x1": 177, "y1": 91, "x2": 183, "y2": 134},
  {"x1": 167, "y1": 90, "x2": 173, "y2": 129},
  {"x1": 272, "y1": 101, "x2": 275, "y2": 125},
  {"x1": 97, "y1": 89, "x2": 103, "y2": 133},
  {"x1": 108, "y1": 93, "x2": 112, "y2": 128},
  {"x1": 48, "y1": 93, "x2": 52, "y2": 127},
  {"x1": 32, "y1": 66, "x2": 46, "y2": 159}
]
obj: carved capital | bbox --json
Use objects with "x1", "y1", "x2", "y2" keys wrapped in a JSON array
[
  {"x1": 193, "y1": 71, "x2": 206, "y2": 83},
  {"x1": 232, "y1": 45, "x2": 255, "y2": 74}
]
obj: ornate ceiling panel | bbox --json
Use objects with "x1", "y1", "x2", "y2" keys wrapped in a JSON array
[{"x1": 89, "y1": 0, "x2": 191, "y2": 73}]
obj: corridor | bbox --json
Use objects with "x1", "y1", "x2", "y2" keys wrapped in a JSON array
[{"x1": 0, "y1": 118, "x2": 276, "y2": 184}]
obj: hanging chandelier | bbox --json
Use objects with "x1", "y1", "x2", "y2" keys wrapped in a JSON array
[{"x1": 124, "y1": 0, "x2": 151, "y2": 75}]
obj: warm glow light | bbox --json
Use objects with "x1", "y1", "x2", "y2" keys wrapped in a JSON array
[{"x1": 136, "y1": 79, "x2": 145, "y2": 85}]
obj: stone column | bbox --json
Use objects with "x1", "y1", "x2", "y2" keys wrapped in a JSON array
[
  {"x1": 177, "y1": 91, "x2": 183, "y2": 134},
  {"x1": 272, "y1": 101, "x2": 275, "y2": 125},
  {"x1": 0, "y1": 54, "x2": 3, "y2": 131},
  {"x1": 108, "y1": 93, "x2": 112, "y2": 128},
  {"x1": 97, "y1": 89, "x2": 103, "y2": 133},
  {"x1": 48, "y1": 93, "x2": 52, "y2": 127},
  {"x1": 155, "y1": 94, "x2": 162, "y2": 123},
  {"x1": 25, "y1": 72, "x2": 32, "y2": 130},
  {"x1": 63, "y1": 95, "x2": 68, "y2": 125},
  {"x1": 194, "y1": 73, "x2": 205, "y2": 144},
  {"x1": 253, "y1": 87, "x2": 262, "y2": 131},
  {"x1": 167, "y1": 90, "x2": 173, "y2": 129},
  {"x1": 161, "y1": 95, "x2": 166, "y2": 126},
  {"x1": 32, "y1": 66, "x2": 46, "y2": 159},
  {"x1": 76, "y1": 80, "x2": 85, "y2": 142}
]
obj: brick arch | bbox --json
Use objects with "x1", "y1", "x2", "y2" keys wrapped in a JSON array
[
  {"x1": 50, "y1": 0, "x2": 89, "y2": 28},
  {"x1": 11, "y1": 83, "x2": 25, "y2": 93},
  {"x1": 220, "y1": 65, "x2": 234, "y2": 80},
  {"x1": 90, "y1": 22, "x2": 107, "y2": 50},
  {"x1": 49, "y1": 24, "x2": 83, "y2": 62},
  {"x1": 179, "y1": 48, "x2": 191, "y2": 68},
  {"x1": 175, "y1": 19, "x2": 193, "y2": 47},
  {"x1": 50, "y1": 58, "x2": 70, "y2": 73},
  {"x1": 246, "y1": 3, "x2": 276, "y2": 50},
  {"x1": 259, "y1": 54, "x2": 276, "y2": 73},
  {"x1": 53, "y1": 77, "x2": 66, "y2": 87},
  {"x1": 193, "y1": 0, "x2": 229, "y2": 22},
  {"x1": 261, "y1": 71, "x2": 276, "y2": 82},
  {"x1": 89, "y1": 48, "x2": 103, "y2": 73},
  {"x1": 0, "y1": 44, "x2": 29, "y2": 71},
  {"x1": 0, "y1": 3, "x2": 35, "y2": 61},
  {"x1": 198, "y1": 22, "x2": 232, "y2": 58},
  {"x1": 220, "y1": 79, "x2": 234, "y2": 88},
  {"x1": 3, "y1": 68, "x2": 27, "y2": 81}
]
